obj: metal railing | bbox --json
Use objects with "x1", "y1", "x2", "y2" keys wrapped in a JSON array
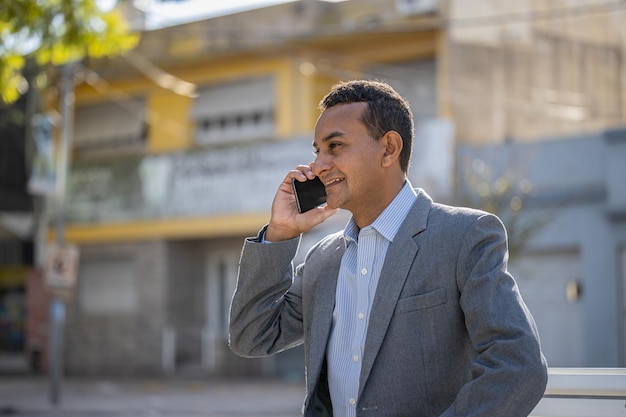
[{"x1": 529, "y1": 368, "x2": 626, "y2": 417}]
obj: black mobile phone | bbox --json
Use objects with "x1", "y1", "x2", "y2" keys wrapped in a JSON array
[{"x1": 292, "y1": 177, "x2": 327, "y2": 213}]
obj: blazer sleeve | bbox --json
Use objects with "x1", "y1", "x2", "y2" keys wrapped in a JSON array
[
  {"x1": 228, "y1": 228, "x2": 305, "y2": 358},
  {"x1": 441, "y1": 212, "x2": 548, "y2": 417}
]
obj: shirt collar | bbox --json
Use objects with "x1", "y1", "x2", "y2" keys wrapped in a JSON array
[{"x1": 344, "y1": 180, "x2": 417, "y2": 244}]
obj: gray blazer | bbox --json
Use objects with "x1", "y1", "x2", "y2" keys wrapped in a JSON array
[{"x1": 229, "y1": 189, "x2": 548, "y2": 417}]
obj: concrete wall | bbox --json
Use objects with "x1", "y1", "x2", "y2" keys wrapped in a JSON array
[
  {"x1": 458, "y1": 128, "x2": 626, "y2": 366},
  {"x1": 65, "y1": 241, "x2": 168, "y2": 376}
]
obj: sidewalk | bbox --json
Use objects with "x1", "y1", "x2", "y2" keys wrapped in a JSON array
[{"x1": 0, "y1": 375, "x2": 306, "y2": 417}]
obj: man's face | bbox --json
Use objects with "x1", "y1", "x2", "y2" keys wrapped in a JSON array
[{"x1": 312, "y1": 102, "x2": 388, "y2": 218}]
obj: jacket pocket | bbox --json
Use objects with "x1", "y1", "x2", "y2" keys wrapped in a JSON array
[{"x1": 396, "y1": 288, "x2": 447, "y2": 313}]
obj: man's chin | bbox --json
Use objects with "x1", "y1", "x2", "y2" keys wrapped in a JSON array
[{"x1": 325, "y1": 197, "x2": 340, "y2": 210}]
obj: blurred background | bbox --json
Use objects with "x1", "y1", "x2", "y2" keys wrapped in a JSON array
[{"x1": 0, "y1": 0, "x2": 625, "y2": 384}]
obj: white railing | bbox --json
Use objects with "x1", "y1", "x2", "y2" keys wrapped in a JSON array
[{"x1": 529, "y1": 368, "x2": 626, "y2": 417}]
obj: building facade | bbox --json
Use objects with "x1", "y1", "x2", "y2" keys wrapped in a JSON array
[{"x1": 58, "y1": 0, "x2": 443, "y2": 376}]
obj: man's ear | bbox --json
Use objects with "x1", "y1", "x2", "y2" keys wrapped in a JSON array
[{"x1": 381, "y1": 131, "x2": 403, "y2": 168}]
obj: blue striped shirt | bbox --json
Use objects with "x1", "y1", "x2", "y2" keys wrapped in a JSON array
[{"x1": 327, "y1": 181, "x2": 417, "y2": 417}]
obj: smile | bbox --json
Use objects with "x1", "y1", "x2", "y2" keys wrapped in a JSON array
[{"x1": 324, "y1": 178, "x2": 344, "y2": 187}]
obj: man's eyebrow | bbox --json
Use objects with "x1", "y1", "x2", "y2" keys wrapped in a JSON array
[{"x1": 313, "y1": 131, "x2": 345, "y2": 148}]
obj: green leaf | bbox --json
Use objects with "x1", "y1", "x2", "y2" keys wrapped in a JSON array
[{"x1": 0, "y1": 0, "x2": 140, "y2": 104}]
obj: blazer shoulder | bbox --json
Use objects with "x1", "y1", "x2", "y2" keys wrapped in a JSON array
[
  {"x1": 408, "y1": 189, "x2": 502, "y2": 230},
  {"x1": 431, "y1": 201, "x2": 503, "y2": 224},
  {"x1": 303, "y1": 230, "x2": 345, "y2": 261},
  {"x1": 415, "y1": 199, "x2": 507, "y2": 244}
]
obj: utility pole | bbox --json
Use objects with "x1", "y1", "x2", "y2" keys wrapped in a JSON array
[{"x1": 48, "y1": 62, "x2": 77, "y2": 406}]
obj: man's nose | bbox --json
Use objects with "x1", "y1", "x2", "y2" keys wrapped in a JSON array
[{"x1": 310, "y1": 155, "x2": 330, "y2": 177}]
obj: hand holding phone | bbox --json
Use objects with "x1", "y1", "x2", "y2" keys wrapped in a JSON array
[{"x1": 292, "y1": 177, "x2": 327, "y2": 213}]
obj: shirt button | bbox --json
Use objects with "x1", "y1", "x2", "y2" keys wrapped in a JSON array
[
  {"x1": 353, "y1": 355, "x2": 359, "y2": 362},
  {"x1": 350, "y1": 398, "x2": 356, "y2": 406},
  {"x1": 361, "y1": 268, "x2": 367, "y2": 275},
  {"x1": 358, "y1": 312, "x2": 365, "y2": 319}
]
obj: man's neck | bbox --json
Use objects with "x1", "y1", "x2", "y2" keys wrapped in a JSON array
[{"x1": 352, "y1": 177, "x2": 407, "y2": 229}]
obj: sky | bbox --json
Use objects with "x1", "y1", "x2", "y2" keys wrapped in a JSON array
[
  {"x1": 142, "y1": 0, "x2": 297, "y2": 28},
  {"x1": 97, "y1": 0, "x2": 348, "y2": 29}
]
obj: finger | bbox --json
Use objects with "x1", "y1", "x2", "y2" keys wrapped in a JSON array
[
  {"x1": 287, "y1": 168, "x2": 308, "y2": 183},
  {"x1": 294, "y1": 164, "x2": 315, "y2": 180},
  {"x1": 299, "y1": 204, "x2": 338, "y2": 226}
]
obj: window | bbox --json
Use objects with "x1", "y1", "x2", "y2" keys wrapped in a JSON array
[
  {"x1": 74, "y1": 99, "x2": 147, "y2": 155},
  {"x1": 191, "y1": 77, "x2": 275, "y2": 145}
]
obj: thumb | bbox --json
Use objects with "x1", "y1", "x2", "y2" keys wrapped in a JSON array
[{"x1": 303, "y1": 205, "x2": 339, "y2": 227}]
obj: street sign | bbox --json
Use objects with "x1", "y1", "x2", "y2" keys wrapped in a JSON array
[{"x1": 45, "y1": 244, "x2": 79, "y2": 300}]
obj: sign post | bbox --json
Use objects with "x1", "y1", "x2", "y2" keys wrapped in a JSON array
[{"x1": 47, "y1": 62, "x2": 76, "y2": 406}]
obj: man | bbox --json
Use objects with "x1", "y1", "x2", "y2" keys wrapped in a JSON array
[{"x1": 229, "y1": 80, "x2": 548, "y2": 417}]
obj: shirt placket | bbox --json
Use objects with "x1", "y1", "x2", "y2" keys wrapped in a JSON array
[{"x1": 350, "y1": 228, "x2": 376, "y2": 410}]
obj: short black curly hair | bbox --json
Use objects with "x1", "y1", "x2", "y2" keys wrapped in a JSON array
[{"x1": 319, "y1": 80, "x2": 414, "y2": 173}]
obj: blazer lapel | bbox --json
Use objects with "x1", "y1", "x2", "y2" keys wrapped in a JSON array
[
  {"x1": 307, "y1": 237, "x2": 345, "y2": 391},
  {"x1": 358, "y1": 190, "x2": 432, "y2": 397}
]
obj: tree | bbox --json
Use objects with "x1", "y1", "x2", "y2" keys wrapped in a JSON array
[
  {"x1": 0, "y1": 0, "x2": 139, "y2": 104},
  {"x1": 454, "y1": 156, "x2": 553, "y2": 260}
]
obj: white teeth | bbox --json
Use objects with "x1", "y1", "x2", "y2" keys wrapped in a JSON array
[{"x1": 326, "y1": 178, "x2": 343, "y2": 186}]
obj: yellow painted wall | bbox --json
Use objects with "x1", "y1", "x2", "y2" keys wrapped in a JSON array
[
  {"x1": 50, "y1": 213, "x2": 270, "y2": 244},
  {"x1": 276, "y1": 61, "x2": 297, "y2": 138},
  {"x1": 147, "y1": 91, "x2": 192, "y2": 153}
]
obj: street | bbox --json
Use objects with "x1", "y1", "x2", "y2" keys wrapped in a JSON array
[{"x1": 0, "y1": 376, "x2": 305, "y2": 417}]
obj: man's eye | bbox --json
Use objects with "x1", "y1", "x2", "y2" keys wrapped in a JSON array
[{"x1": 313, "y1": 149, "x2": 320, "y2": 155}]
